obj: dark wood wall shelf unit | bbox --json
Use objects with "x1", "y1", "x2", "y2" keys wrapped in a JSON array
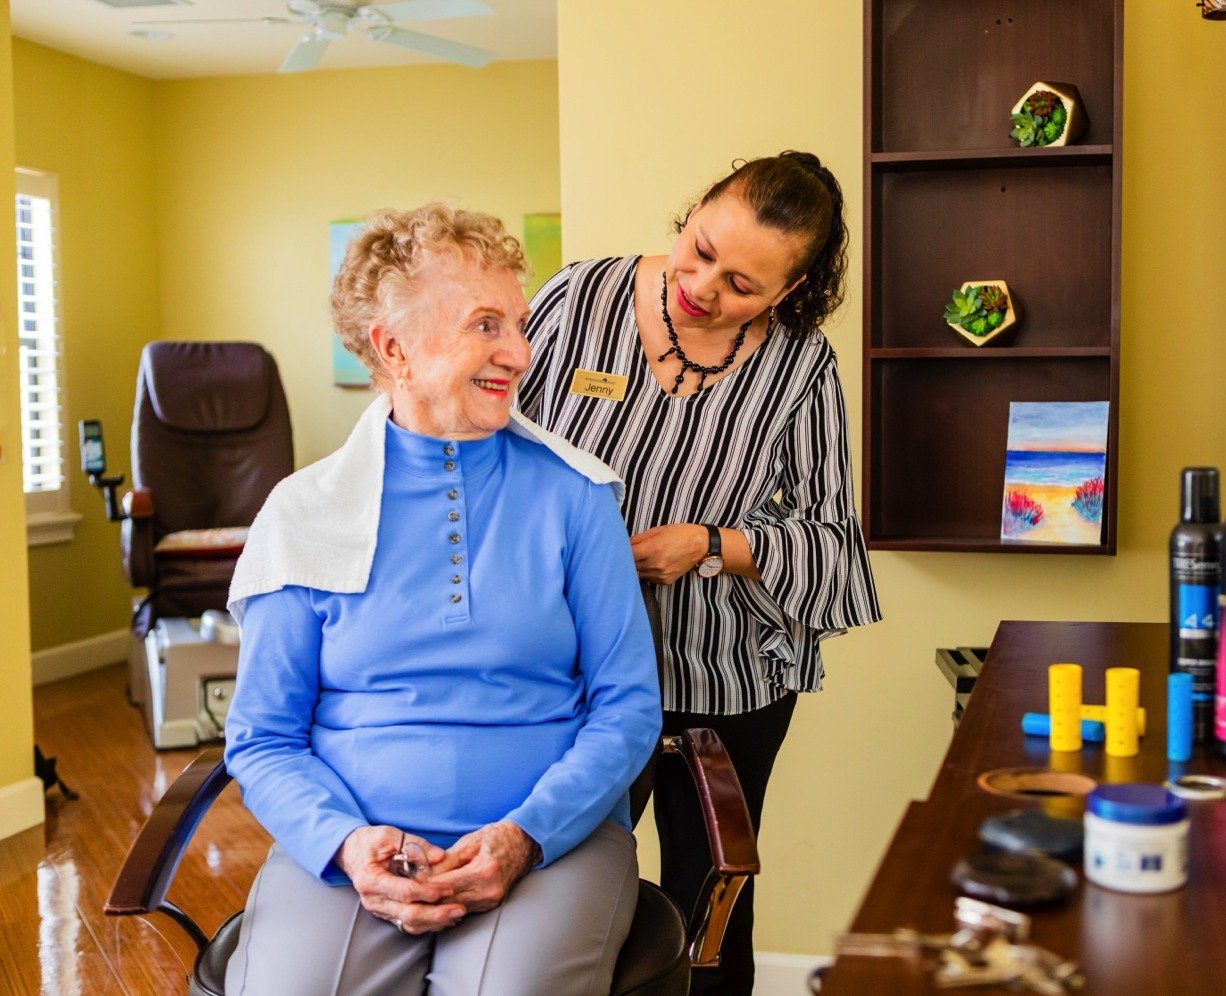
[{"x1": 862, "y1": 0, "x2": 1123, "y2": 554}]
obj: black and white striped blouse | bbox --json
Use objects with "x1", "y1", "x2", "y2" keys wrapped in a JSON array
[{"x1": 517, "y1": 257, "x2": 881, "y2": 715}]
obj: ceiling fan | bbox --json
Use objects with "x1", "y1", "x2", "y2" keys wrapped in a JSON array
[{"x1": 133, "y1": 0, "x2": 497, "y2": 73}]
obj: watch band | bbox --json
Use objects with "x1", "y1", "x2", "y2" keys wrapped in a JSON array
[{"x1": 696, "y1": 525, "x2": 725, "y2": 578}]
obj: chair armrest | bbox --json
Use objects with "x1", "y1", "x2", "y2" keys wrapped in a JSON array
[
  {"x1": 666, "y1": 728, "x2": 760, "y2": 967},
  {"x1": 120, "y1": 489, "x2": 156, "y2": 587},
  {"x1": 104, "y1": 747, "x2": 231, "y2": 950},
  {"x1": 122, "y1": 487, "x2": 154, "y2": 519},
  {"x1": 669, "y1": 729, "x2": 759, "y2": 874}
]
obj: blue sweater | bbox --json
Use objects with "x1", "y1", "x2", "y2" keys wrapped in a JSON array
[{"x1": 224, "y1": 419, "x2": 662, "y2": 884}]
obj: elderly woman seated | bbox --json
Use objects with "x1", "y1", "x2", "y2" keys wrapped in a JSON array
[{"x1": 222, "y1": 203, "x2": 662, "y2": 995}]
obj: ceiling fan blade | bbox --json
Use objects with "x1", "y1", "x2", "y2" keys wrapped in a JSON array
[
  {"x1": 131, "y1": 17, "x2": 298, "y2": 27},
  {"x1": 366, "y1": 1, "x2": 495, "y2": 22},
  {"x1": 368, "y1": 25, "x2": 495, "y2": 67},
  {"x1": 287, "y1": 0, "x2": 326, "y2": 16},
  {"x1": 279, "y1": 32, "x2": 333, "y2": 73}
]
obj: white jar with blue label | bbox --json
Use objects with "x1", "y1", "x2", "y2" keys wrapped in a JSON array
[{"x1": 1084, "y1": 784, "x2": 1188, "y2": 893}]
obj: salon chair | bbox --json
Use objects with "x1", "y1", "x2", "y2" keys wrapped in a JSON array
[
  {"x1": 105, "y1": 585, "x2": 759, "y2": 995},
  {"x1": 122, "y1": 341, "x2": 293, "y2": 639}
]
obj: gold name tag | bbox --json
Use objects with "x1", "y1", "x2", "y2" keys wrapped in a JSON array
[{"x1": 568, "y1": 368, "x2": 628, "y2": 402}]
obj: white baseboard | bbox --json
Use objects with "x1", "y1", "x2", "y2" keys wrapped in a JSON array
[
  {"x1": 0, "y1": 776, "x2": 45, "y2": 842},
  {"x1": 32, "y1": 628, "x2": 129, "y2": 686},
  {"x1": 755, "y1": 951, "x2": 830, "y2": 994}
]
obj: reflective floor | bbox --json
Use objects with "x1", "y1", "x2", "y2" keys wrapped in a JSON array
[{"x1": 0, "y1": 664, "x2": 268, "y2": 995}]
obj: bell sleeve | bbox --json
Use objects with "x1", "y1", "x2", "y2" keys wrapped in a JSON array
[{"x1": 732, "y1": 349, "x2": 881, "y2": 679}]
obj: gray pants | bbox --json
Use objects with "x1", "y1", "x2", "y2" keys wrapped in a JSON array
[{"x1": 225, "y1": 821, "x2": 638, "y2": 996}]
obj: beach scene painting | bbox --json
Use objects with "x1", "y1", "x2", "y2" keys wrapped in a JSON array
[{"x1": 1001, "y1": 401, "x2": 1110, "y2": 545}]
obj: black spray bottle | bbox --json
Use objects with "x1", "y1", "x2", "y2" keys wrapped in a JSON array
[{"x1": 1170, "y1": 467, "x2": 1221, "y2": 744}]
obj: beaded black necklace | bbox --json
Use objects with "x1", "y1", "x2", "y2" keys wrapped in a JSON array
[{"x1": 657, "y1": 273, "x2": 751, "y2": 394}]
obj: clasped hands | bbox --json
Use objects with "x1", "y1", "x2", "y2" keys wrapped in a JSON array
[{"x1": 336, "y1": 820, "x2": 539, "y2": 935}]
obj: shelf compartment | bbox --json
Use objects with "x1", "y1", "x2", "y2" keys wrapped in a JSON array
[
  {"x1": 863, "y1": 0, "x2": 1122, "y2": 555},
  {"x1": 870, "y1": 0, "x2": 1117, "y2": 154},
  {"x1": 869, "y1": 165, "x2": 1114, "y2": 350},
  {"x1": 865, "y1": 357, "x2": 1115, "y2": 553}
]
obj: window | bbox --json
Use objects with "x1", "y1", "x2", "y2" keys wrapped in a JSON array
[{"x1": 15, "y1": 167, "x2": 79, "y2": 545}]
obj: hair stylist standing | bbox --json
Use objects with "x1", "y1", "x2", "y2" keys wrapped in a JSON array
[{"x1": 516, "y1": 151, "x2": 881, "y2": 994}]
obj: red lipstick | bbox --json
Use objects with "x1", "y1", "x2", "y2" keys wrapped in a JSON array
[
  {"x1": 472, "y1": 377, "x2": 510, "y2": 395},
  {"x1": 676, "y1": 285, "x2": 709, "y2": 318}
]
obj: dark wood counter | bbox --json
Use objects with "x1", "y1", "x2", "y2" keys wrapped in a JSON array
[{"x1": 818, "y1": 621, "x2": 1226, "y2": 994}]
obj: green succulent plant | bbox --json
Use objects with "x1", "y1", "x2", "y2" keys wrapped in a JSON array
[
  {"x1": 1011, "y1": 92, "x2": 1069, "y2": 147},
  {"x1": 946, "y1": 284, "x2": 1012, "y2": 338},
  {"x1": 1011, "y1": 110, "x2": 1041, "y2": 147},
  {"x1": 944, "y1": 286, "x2": 984, "y2": 327}
]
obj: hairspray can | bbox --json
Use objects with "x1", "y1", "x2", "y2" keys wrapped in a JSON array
[
  {"x1": 1170, "y1": 467, "x2": 1220, "y2": 744},
  {"x1": 1217, "y1": 536, "x2": 1226, "y2": 756}
]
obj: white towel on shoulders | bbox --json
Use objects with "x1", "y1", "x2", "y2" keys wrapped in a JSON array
[{"x1": 227, "y1": 393, "x2": 622, "y2": 624}]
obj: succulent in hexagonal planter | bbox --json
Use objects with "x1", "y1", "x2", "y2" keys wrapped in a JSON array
[
  {"x1": 943, "y1": 280, "x2": 1020, "y2": 346},
  {"x1": 1010, "y1": 81, "x2": 1088, "y2": 148}
]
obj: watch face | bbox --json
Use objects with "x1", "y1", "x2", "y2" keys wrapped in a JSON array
[{"x1": 697, "y1": 555, "x2": 724, "y2": 578}]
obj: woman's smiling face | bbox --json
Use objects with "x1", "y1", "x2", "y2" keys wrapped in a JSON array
[
  {"x1": 384, "y1": 250, "x2": 531, "y2": 440},
  {"x1": 664, "y1": 193, "x2": 806, "y2": 335}
]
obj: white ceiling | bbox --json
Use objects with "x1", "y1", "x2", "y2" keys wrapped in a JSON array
[{"x1": 11, "y1": 0, "x2": 557, "y2": 80}]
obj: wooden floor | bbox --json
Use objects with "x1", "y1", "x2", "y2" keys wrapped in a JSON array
[{"x1": 0, "y1": 663, "x2": 270, "y2": 995}]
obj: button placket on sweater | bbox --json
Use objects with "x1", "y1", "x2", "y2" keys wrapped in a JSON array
[{"x1": 442, "y1": 443, "x2": 470, "y2": 622}]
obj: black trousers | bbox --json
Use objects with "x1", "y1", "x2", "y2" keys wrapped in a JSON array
[{"x1": 654, "y1": 692, "x2": 798, "y2": 996}]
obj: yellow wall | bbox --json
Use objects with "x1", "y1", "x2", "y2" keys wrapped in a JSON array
[
  {"x1": 0, "y1": 0, "x2": 43, "y2": 838},
  {"x1": 560, "y1": 0, "x2": 1226, "y2": 957},
  {"x1": 151, "y1": 60, "x2": 560, "y2": 467},
  {"x1": 13, "y1": 40, "x2": 161, "y2": 653}
]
